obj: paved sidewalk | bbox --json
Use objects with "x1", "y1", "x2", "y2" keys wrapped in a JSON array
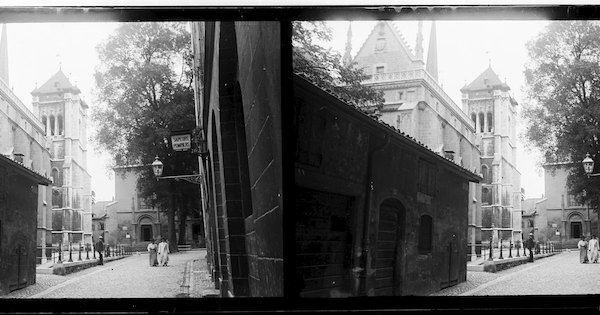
[{"x1": 1, "y1": 248, "x2": 217, "y2": 299}]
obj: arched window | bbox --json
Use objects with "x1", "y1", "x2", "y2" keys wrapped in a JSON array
[
  {"x1": 482, "y1": 187, "x2": 491, "y2": 205},
  {"x1": 481, "y1": 165, "x2": 489, "y2": 183},
  {"x1": 487, "y1": 112, "x2": 493, "y2": 132},
  {"x1": 41, "y1": 116, "x2": 47, "y2": 134},
  {"x1": 478, "y1": 113, "x2": 485, "y2": 133},
  {"x1": 49, "y1": 115, "x2": 55, "y2": 135},
  {"x1": 471, "y1": 113, "x2": 476, "y2": 124},
  {"x1": 57, "y1": 115, "x2": 63, "y2": 135},
  {"x1": 418, "y1": 215, "x2": 433, "y2": 254}
]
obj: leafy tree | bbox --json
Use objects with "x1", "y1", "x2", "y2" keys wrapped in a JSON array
[
  {"x1": 92, "y1": 22, "x2": 201, "y2": 250},
  {"x1": 292, "y1": 21, "x2": 384, "y2": 108},
  {"x1": 522, "y1": 21, "x2": 600, "y2": 212}
]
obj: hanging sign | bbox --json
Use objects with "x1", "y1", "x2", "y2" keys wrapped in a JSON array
[{"x1": 171, "y1": 134, "x2": 191, "y2": 151}]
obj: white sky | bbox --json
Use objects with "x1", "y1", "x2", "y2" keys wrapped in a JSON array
[{"x1": 4, "y1": 19, "x2": 549, "y2": 202}]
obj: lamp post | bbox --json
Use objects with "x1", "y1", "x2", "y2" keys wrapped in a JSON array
[{"x1": 582, "y1": 153, "x2": 600, "y2": 239}]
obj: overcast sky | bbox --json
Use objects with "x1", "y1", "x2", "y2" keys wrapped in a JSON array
[{"x1": 4, "y1": 19, "x2": 550, "y2": 201}]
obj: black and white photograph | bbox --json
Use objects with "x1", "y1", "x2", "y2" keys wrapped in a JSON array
[{"x1": 0, "y1": 2, "x2": 598, "y2": 313}]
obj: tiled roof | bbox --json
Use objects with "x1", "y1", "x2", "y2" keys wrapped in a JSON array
[
  {"x1": 31, "y1": 69, "x2": 80, "y2": 95},
  {"x1": 294, "y1": 72, "x2": 481, "y2": 181},
  {"x1": 461, "y1": 66, "x2": 510, "y2": 92},
  {"x1": 0, "y1": 154, "x2": 52, "y2": 185}
]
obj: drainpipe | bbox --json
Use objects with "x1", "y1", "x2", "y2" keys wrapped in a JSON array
[{"x1": 355, "y1": 133, "x2": 390, "y2": 296}]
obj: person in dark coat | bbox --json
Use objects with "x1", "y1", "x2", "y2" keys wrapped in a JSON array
[
  {"x1": 96, "y1": 237, "x2": 104, "y2": 265},
  {"x1": 525, "y1": 233, "x2": 535, "y2": 262}
]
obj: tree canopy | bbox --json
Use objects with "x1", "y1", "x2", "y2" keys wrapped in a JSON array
[
  {"x1": 92, "y1": 22, "x2": 200, "y2": 245},
  {"x1": 292, "y1": 21, "x2": 384, "y2": 108},
  {"x1": 522, "y1": 20, "x2": 600, "y2": 209}
]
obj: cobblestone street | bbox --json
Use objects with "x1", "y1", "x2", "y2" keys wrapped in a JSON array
[
  {"x1": 1, "y1": 249, "x2": 217, "y2": 299},
  {"x1": 432, "y1": 250, "x2": 600, "y2": 296}
]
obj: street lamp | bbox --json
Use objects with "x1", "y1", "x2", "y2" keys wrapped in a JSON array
[
  {"x1": 152, "y1": 156, "x2": 164, "y2": 177},
  {"x1": 583, "y1": 153, "x2": 599, "y2": 177}
]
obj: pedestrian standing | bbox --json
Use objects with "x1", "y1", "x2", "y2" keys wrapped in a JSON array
[
  {"x1": 525, "y1": 233, "x2": 535, "y2": 262},
  {"x1": 157, "y1": 238, "x2": 170, "y2": 267},
  {"x1": 96, "y1": 237, "x2": 104, "y2": 265},
  {"x1": 147, "y1": 240, "x2": 158, "y2": 266},
  {"x1": 578, "y1": 235, "x2": 588, "y2": 264},
  {"x1": 588, "y1": 235, "x2": 599, "y2": 263}
]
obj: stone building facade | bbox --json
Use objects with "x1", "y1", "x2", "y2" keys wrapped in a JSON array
[
  {"x1": 461, "y1": 65, "x2": 523, "y2": 247},
  {"x1": 193, "y1": 21, "x2": 284, "y2": 297},
  {"x1": 0, "y1": 24, "x2": 54, "y2": 262},
  {"x1": 31, "y1": 69, "x2": 93, "y2": 247},
  {"x1": 350, "y1": 21, "x2": 485, "y2": 258},
  {"x1": 294, "y1": 74, "x2": 481, "y2": 296},
  {"x1": 523, "y1": 163, "x2": 599, "y2": 248}
]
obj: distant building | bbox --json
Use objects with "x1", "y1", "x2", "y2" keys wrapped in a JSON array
[
  {"x1": 0, "y1": 154, "x2": 51, "y2": 295},
  {"x1": 31, "y1": 69, "x2": 93, "y2": 247},
  {"x1": 523, "y1": 163, "x2": 599, "y2": 248},
  {"x1": 0, "y1": 24, "x2": 53, "y2": 263},
  {"x1": 93, "y1": 166, "x2": 202, "y2": 250}
]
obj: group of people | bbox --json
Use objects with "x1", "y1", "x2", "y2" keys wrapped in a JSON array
[
  {"x1": 577, "y1": 235, "x2": 599, "y2": 264},
  {"x1": 147, "y1": 238, "x2": 170, "y2": 267}
]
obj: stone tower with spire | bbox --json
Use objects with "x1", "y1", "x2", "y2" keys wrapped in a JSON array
[
  {"x1": 31, "y1": 68, "x2": 93, "y2": 246},
  {"x1": 461, "y1": 66, "x2": 522, "y2": 246}
]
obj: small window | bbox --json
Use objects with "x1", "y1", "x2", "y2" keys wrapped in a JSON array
[
  {"x1": 398, "y1": 91, "x2": 404, "y2": 100},
  {"x1": 418, "y1": 215, "x2": 433, "y2": 254},
  {"x1": 375, "y1": 66, "x2": 385, "y2": 74}
]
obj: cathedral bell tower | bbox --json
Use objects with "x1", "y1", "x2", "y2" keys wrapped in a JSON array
[{"x1": 31, "y1": 69, "x2": 93, "y2": 246}]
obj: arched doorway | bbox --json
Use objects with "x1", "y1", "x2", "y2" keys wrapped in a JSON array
[{"x1": 374, "y1": 198, "x2": 406, "y2": 296}]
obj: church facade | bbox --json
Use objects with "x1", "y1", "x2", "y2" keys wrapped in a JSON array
[
  {"x1": 0, "y1": 24, "x2": 54, "y2": 263},
  {"x1": 351, "y1": 21, "x2": 522, "y2": 257}
]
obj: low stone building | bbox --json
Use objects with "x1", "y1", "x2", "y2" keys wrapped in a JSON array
[
  {"x1": 0, "y1": 154, "x2": 51, "y2": 295},
  {"x1": 294, "y1": 74, "x2": 480, "y2": 296}
]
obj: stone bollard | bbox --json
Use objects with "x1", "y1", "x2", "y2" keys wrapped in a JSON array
[
  {"x1": 509, "y1": 240, "x2": 513, "y2": 258},
  {"x1": 68, "y1": 242, "x2": 73, "y2": 262},
  {"x1": 86, "y1": 243, "x2": 90, "y2": 260},
  {"x1": 499, "y1": 239, "x2": 504, "y2": 259},
  {"x1": 78, "y1": 243, "x2": 82, "y2": 261}
]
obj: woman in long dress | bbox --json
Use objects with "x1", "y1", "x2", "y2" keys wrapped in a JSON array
[
  {"x1": 157, "y1": 238, "x2": 170, "y2": 267},
  {"x1": 147, "y1": 240, "x2": 158, "y2": 266},
  {"x1": 578, "y1": 236, "x2": 588, "y2": 264}
]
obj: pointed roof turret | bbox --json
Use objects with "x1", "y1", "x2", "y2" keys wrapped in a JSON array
[
  {"x1": 426, "y1": 21, "x2": 438, "y2": 81},
  {"x1": 31, "y1": 69, "x2": 81, "y2": 95},
  {"x1": 415, "y1": 20, "x2": 424, "y2": 61},
  {"x1": 0, "y1": 24, "x2": 9, "y2": 85},
  {"x1": 343, "y1": 21, "x2": 353, "y2": 66},
  {"x1": 461, "y1": 65, "x2": 510, "y2": 92}
]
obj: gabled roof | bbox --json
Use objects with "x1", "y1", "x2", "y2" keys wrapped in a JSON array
[
  {"x1": 353, "y1": 21, "x2": 419, "y2": 67},
  {"x1": 461, "y1": 66, "x2": 510, "y2": 92},
  {"x1": 31, "y1": 69, "x2": 81, "y2": 95}
]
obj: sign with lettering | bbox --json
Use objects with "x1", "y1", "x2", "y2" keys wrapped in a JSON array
[{"x1": 171, "y1": 134, "x2": 191, "y2": 151}]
